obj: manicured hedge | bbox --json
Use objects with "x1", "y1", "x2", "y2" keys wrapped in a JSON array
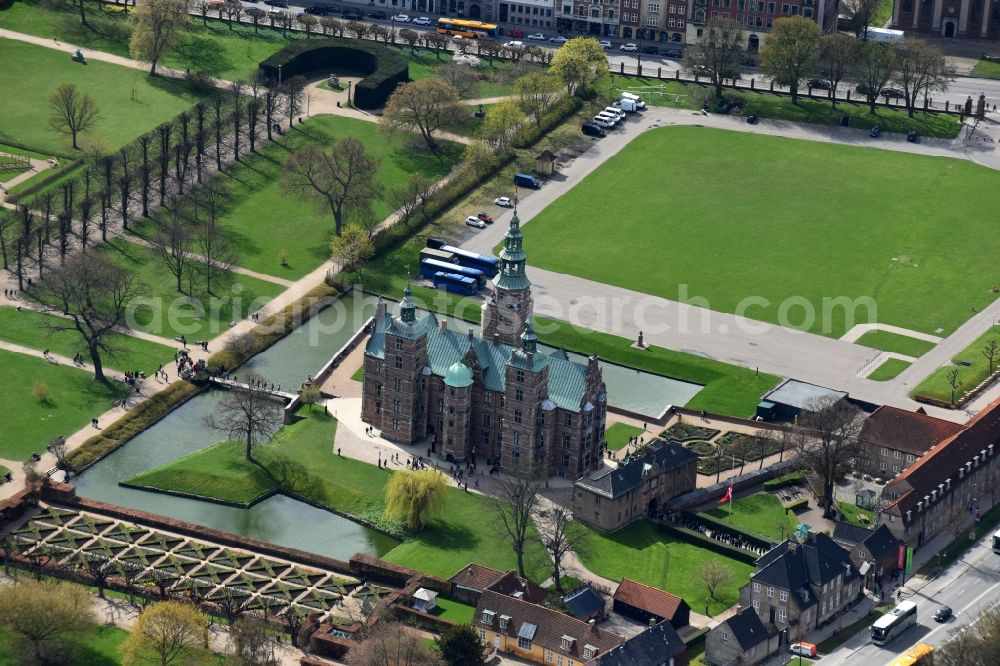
[
  {"x1": 784, "y1": 498, "x2": 809, "y2": 513},
  {"x1": 763, "y1": 471, "x2": 803, "y2": 490},
  {"x1": 259, "y1": 39, "x2": 408, "y2": 110},
  {"x1": 655, "y1": 522, "x2": 758, "y2": 565},
  {"x1": 687, "y1": 510, "x2": 777, "y2": 550}
]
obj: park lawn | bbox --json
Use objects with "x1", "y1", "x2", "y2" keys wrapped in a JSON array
[
  {"x1": 972, "y1": 58, "x2": 1000, "y2": 79},
  {"x1": 0, "y1": 143, "x2": 51, "y2": 160},
  {"x1": 700, "y1": 492, "x2": 797, "y2": 542},
  {"x1": 605, "y1": 422, "x2": 644, "y2": 451},
  {"x1": 855, "y1": 330, "x2": 936, "y2": 357},
  {"x1": 430, "y1": 596, "x2": 477, "y2": 623},
  {"x1": 0, "y1": 349, "x2": 128, "y2": 460},
  {"x1": 132, "y1": 116, "x2": 462, "y2": 280},
  {"x1": 872, "y1": 0, "x2": 895, "y2": 25},
  {"x1": 912, "y1": 325, "x2": 1000, "y2": 404},
  {"x1": 0, "y1": 307, "x2": 173, "y2": 374},
  {"x1": 570, "y1": 520, "x2": 753, "y2": 615},
  {"x1": 522, "y1": 126, "x2": 1000, "y2": 338},
  {"x1": 0, "y1": 166, "x2": 30, "y2": 183},
  {"x1": 0, "y1": 38, "x2": 206, "y2": 155},
  {"x1": 0, "y1": 624, "x2": 127, "y2": 666},
  {"x1": 405, "y1": 48, "x2": 540, "y2": 99},
  {"x1": 94, "y1": 238, "x2": 285, "y2": 341},
  {"x1": 837, "y1": 501, "x2": 875, "y2": 527},
  {"x1": 867, "y1": 358, "x2": 911, "y2": 382}
]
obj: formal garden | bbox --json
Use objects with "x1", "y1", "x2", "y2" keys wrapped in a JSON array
[{"x1": 658, "y1": 422, "x2": 788, "y2": 476}]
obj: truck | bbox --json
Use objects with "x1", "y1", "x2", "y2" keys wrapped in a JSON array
[{"x1": 867, "y1": 27, "x2": 905, "y2": 43}]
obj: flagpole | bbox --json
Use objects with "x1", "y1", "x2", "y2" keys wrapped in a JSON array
[{"x1": 729, "y1": 455, "x2": 735, "y2": 522}]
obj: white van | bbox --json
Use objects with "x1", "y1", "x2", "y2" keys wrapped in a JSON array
[
  {"x1": 595, "y1": 111, "x2": 620, "y2": 125},
  {"x1": 592, "y1": 115, "x2": 615, "y2": 128},
  {"x1": 615, "y1": 98, "x2": 638, "y2": 113},
  {"x1": 619, "y1": 92, "x2": 646, "y2": 109},
  {"x1": 603, "y1": 106, "x2": 626, "y2": 120}
]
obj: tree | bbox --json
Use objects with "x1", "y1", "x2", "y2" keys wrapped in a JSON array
[
  {"x1": 121, "y1": 601, "x2": 210, "y2": 666},
  {"x1": 842, "y1": 0, "x2": 880, "y2": 39},
  {"x1": 297, "y1": 12, "x2": 318, "y2": 37},
  {"x1": 550, "y1": 37, "x2": 609, "y2": 96},
  {"x1": 223, "y1": 0, "x2": 243, "y2": 29},
  {"x1": 388, "y1": 174, "x2": 434, "y2": 227},
  {"x1": 78, "y1": 552, "x2": 115, "y2": 598},
  {"x1": 299, "y1": 385, "x2": 321, "y2": 411},
  {"x1": 895, "y1": 38, "x2": 948, "y2": 117},
  {"x1": 246, "y1": 6, "x2": 266, "y2": 32},
  {"x1": 488, "y1": 473, "x2": 541, "y2": 578},
  {"x1": 534, "y1": 505, "x2": 585, "y2": 592},
  {"x1": 760, "y1": 16, "x2": 821, "y2": 104},
  {"x1": 384, "y1": 469, "x2": 448, "y2": 531},
  {"x1": 205, "y1": 374, "x2": 284, "y2": 460},
  {"x1": 330, "y1": 223, "x2": 375, "y2": 279},
  {"x1": 817, "y1": 33, "x2": 859, "y2": 107},
  {"x1": 514, "y1": 71, "x2": 562, "y2": 123},
  {"x1": 947, "y1": 368, "x2": 964, "y2": 406},
  {"x1": 33, "y1": 252, "x2": 144, "y2": 383},
  {"x1": 398, "y1": 28, "x2": 420, "y2": 53},
  {"x1": 856, "y1": 40, "x2": 898, "y2": 112},
  {"x1": 381, "y1": 79, "x2": 466, "y2": 152},
  {"x1": 348, "y1": 622, "x2": 441, "y2": 666},
  {"x1": 478, "y1": 101, "x2": 525, "y2": 155},
  {"x1": 792, "y1": 396, "x2": 863, "y2": 517},
  {"x1": 934, "y1": 606, "x2": 1000, "y2": 666},
  {"x1": 435, "y1": 624, "x2": 485, "y2": 666},
  {"x1": 0, "y1": 580, "x2": 96, "y2": 664},
  {"x1": 48, "y1": 84, "x2": 100, "y2": 150},
  {"x1": 281, "y1": 139, "x2": 382, "y2": 236},
  {"x1": 129, "y1": 0, "x2": 189, "y2": 75},
  {"x1": 193, "y1": 184, "x2": 237, "y2": 294},
  {"x1": 437, "y1": 63, "x2": 479, "y2": 98},
  {"x1": 228, "y1": 617, "x2": 278, "y2": 666},
  {"x1": 698, "y1": 561, "x2": 733, "y2": 610},
  {"x1": 684, "y1": 17, "x2": 745, "y2": 100},
  {"x1": 984, "y1": 339, "x2": 1000, "y2": 375},
  {"x1": 151, "y1": 200, "x2": 193, "y2": 293}
]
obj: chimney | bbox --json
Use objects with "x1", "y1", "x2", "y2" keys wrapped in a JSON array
[
  {"x1": 440, "y1": 319, "x2": 448, "y2": 333},
  {"x1": 493, "y1": 333, "x2": 500, "y2": 344},
  {"x1": 468, "y1": 327, "x2": 474, "y2": 341},
  {"x1": 589, "y1": 619, "x2": 598, "y2": 633},
  {"x1": 649, "y1": 617, "x2": 657, "y2": 627}
]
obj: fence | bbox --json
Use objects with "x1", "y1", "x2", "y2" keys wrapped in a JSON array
[{"x1": 0, "y1": 151, "x2": 30, "y2": 170}]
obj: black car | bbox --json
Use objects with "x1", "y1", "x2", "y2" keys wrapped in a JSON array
[
  {"x1": 304, "y1": 4, "x2": 330, "y2": 14},
  {"x1": 934, "y1": 606, "x2": 953, "y2": 622},
  {"x1": 662, "y1": 48, "x2": 682, "y2": 58},
  {"x1": 367, "y1": 9, "x2": 387, "y2": 18},
  {"x1": 264, "y1": 0, "x2": 288, "y2": 7},
  {"x1": 581, "y1": 122, "x2": 606, "y2": 138},
  {"x1": 883, "y1": 87, "x2": 905, "y2": 98},
  {"x1": 642, "y1": 45, "x2": 659, "y2": 55},
  {"x1": 807, "y1": 78, "x2": 830, "y2": 90},
  {"x1": 343, "y1": 9, "x2": 363, "y2": 19}
]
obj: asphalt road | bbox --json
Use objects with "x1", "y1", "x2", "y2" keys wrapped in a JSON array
[{"x1": 821, "y1": 535, "x2": 1000, "y2": 664}]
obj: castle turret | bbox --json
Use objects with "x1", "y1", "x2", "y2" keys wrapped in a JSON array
[{"x1": 482, "y1": 208, "x2": 533, "y2": 345}]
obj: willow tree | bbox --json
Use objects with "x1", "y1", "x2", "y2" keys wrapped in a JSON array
[{"x1": 384, "y1": 469, "x2": 448, "y2": 530}]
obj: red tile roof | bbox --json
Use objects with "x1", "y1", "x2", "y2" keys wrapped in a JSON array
[
  {"x1": 613, "y1": 579, "x2": 688, "y2": 622},
  {"x1": 860, "y1": 406, "x2": 963, "y2": 457},
  {"x1": 449, "y1": 564, "x2": 506, "y2": 591}
]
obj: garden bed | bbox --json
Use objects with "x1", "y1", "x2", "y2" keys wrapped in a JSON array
[
  {"x1": 683, "y1": 440, "x2": 715, "y2": 457},
  {"x1": 662, "y1": 422, "x2": 721, "y2": 442}
]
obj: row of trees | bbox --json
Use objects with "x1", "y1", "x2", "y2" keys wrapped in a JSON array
[{"x1": 687, "y1": 16, "x2": 948, "y2": 116}]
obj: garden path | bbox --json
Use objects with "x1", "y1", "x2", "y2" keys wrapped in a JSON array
[
  {"x1": 125, "y1": 235, "x2": 295, "y2": 287},
  {"x1": 0, "y1": 158, "x2": 56, "y2": 203},
  {"x1": 840, "y1": 322, "x2": 944, "y2": 344}
]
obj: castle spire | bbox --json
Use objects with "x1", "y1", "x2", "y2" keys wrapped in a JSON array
[
  {"x1": 521, "y1": 316, "x2": 538, "y2": 354},
  {"x1": 494, "y1": 209, "x2": 530, "y2": 292},
  {"x1": 400, "y1": 283, "x2": 416, "y2": 323}
]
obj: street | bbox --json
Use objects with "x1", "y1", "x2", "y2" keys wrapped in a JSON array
[{"x1": 821, "y1": 535, "x2": 1000, "y2": 664}]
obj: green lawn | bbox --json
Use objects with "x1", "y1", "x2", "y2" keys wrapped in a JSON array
[
  {"x1": 605, "y1": 422, "x2": 644, "y2": 451},
  {"x1": 522, "y1": 126, "x2": 1000, "y2": 338},
  {"x1": 0, "y1": 38, "x2": 206, "y2": 155},
  {"x1": 0, "y1": 349, "x2": 127, "y2": 460},
  {"x1": 0, "y1": 624, "x2": 126, "y2": 666},
  {"x1": 867, "y1": 358, "x2": 911, "y2": 382},
  {"x1": 972, "y1": 58, "x2": 1000, "y2": 79},
  {"x1": 93, "y1": 238, "x2": 285, "y2": 341},
  {"x1": 350, "y1": 365, "x2": 364, "y2": 382},
  {"x1": 872, "y1": 0, "x2": 895, "y2": 25},
  {"x1": 700, "y1": 492, "x2": 797, "y2": 542},
  {"x1": 570, "y1": 520, "x2": 752, "y2": 615},
  {"x1": 0, "y1": 143, "x2": 51, "y2": 160},
  {"x1": 125, "y1": 410, "x2": 550, "y2": 581},
  {"x1": 0, "y1": 307, "x2": 173, "y2": 374},
  {"x1": 837, "y1": 501, "x2": 875, "y2": 527},
  {"x1": 430, "y1": 597, "x2": 477, "y2": 624},
  {"x1": 912, "y1": 325, "x2": 1000, "y2": 404},
  {"x1": 405, "y1": 48, "x2": 539, "y2": 99},
  {"x1": 130, "y1": 116, "x2": 461, "y2": 280},
  {"x1": 855, "y1": 330, "x2": 936, "y2": 357}
]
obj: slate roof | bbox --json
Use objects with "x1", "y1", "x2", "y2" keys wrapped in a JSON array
[
  {"x1": 860, "y1": 405, "x2": 963, "y2": 457},
  {"x1": 752, "y1": 533, "x2": 857, "y2": 608},
  {"x1": 720, "y1": 607, "x2": 771, "y2": 651},
  {"x1": 764, "y1": 379, "x2": 847, "y2": 411},
  {"x1": 563, "y1": 585, "x2": 605, "y2": 621},
  {"x1": 613, "y1": 578, "x2": 688, "y2": 623},
  {"x1": 861, "y1": 525, "x2": 898, "y2": 562},
  {"x1": 449, "y1": 564, "x2": 506, "y2": 592},
  {"x1": 832, "y1": 520, "x2": 873, "y2": 547},
  {"x1": 366, "y1": 307, "x2": 591, "y2": 411},
  {"x1": 593, "y1": 621, "x2": 686, "y2": 666},
  {"x1": 575, "y1": 439, "x2": 698, "y2": 500},
  {"x1": 488, "y1": 571, "x2": 548, "y2": 605},
  {"x1": 472, "y1": 590, "x2": 624, "y2": 659}
]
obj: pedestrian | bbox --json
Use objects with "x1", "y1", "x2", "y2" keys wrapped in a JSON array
[
  {"x1": 338, "y1": 447, "x2": 341, "y2": 456},
  {"x1": 474, "y1": 479, "x2": 479, "y2": 489}
]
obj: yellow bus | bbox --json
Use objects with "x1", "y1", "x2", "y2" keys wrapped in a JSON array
[
  {"x1": 436, "y1": 18, "x2": 499, "y2": 39},
  {"x1": 886, "y1": 643, "x2": 934, "y2": 666}
]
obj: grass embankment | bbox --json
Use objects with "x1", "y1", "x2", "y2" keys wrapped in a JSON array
[
  {"x1": 912, "y1": 325, "x2": 1000, "y2": 405},
  {"x1": 867, "y1": 358, "x2": 912, "y2": 381},
  {"x1": 0, "y1": 307, "x2": 173, "y2": 374},
  {"x1": 570, "y1": 520, "x2": 753, "y2": 615},
  {"x1": 837, "y1": 501, "x2": 875, "y2": 527},
  {"x1": 855, "y1": 330, "x2": 936, "y2": 357},
  {"x1": 124, "y1": 411, "x2": 550, "y2": 581},
  {"x1": 972, "y1": 58, "x2": 1000, "y2": 79},
  {"x1": 699, "y1": 492, "x2": 798, "y2": 542},
  {"x1": 522, "y1": 125, "x2": 1000, "y2": 339},
  {"x1": 605, "y1": 422, "x2": 644, "y2": 451},
  {"x1": 0, "y1": 349, "x2": 129, "y2": 461}
]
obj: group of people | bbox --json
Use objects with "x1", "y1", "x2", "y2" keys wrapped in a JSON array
[
  {"x1": 122, "y1": 370, "x2": 145, "y2": 386},
  {"x1": 665, "y1": 511, "x2": 769, "y2": 556},
  {"x1": 3, "y1": 288, "x2": 19, "y2": 299}
]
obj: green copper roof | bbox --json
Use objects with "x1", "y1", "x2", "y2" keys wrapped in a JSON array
[
  {"x1": 495, "y1": 210, "x2": 530, "y2": 292},
  {"x1": 444, "y1": 361, "x2": 474, "y2": 388}
]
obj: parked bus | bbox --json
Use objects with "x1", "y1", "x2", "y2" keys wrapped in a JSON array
[
  {"x1": 436, "y1": 18, "x2": 499, "y2": 39},
  {"x1": 992, "y1": 528, "x2": 1000, "y2": 553},
  {"x1": 432, "y1": 272, "x2": 478, "y2": 296},
  {"x1": 419, "y1": 259, "x2": 486, "y2": 288},
  {"x1": 436, "y1": 245, "x2": 500, "y2": 278},
  {"x1": 872, "y1": 600, "x2": 918, "y2": 646},
  {"x1": 420, "y1": 247, "x2": 457, "y2": 264},
  {"x1": 886, "y1": 643, "x2": 934, "y2": 666}
]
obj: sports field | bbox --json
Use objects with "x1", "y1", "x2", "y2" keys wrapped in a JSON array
[{"x1": 521, "y1": 126, "x2": 1000, "y2": 338}]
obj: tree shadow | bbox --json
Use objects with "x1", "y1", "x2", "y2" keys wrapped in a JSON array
[{"x1": 173, "y1": 35, "x2": 232, "y2": 75}]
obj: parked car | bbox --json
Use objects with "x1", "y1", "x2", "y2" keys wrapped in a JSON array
[
  {"x1": 620, "y1": 92, "x2": 646, "y2": 109},
  {"x1": 264, "y1": 0, "x2": 288, "y2": 7},
  {"x1": 504, "y1": 40, "x2": 524, "y2": 48},
  {"x1": 603, "y1": 106, "x2": 626, "y2": 120},
  {"x1": 883, "y1": 87, "x2": 905, "y2": 98},
  {"x1": 591, "y1": 115, "x2": 615, "y2": 129},
  {"x1": 807, "y1": 78, "x2": 830, "y2": 89},
  {"x1": 494, "y1": 196, "x2": 514, "y2": 208},
  {"x1": 662, "y1": 48, "x2": 682, "y2": 58},
  {"x1": 598, "y1": 39, "x2": 613, "y2": 49},
  {"x1": 412, "y1": 16, "x2": 432, "y2": 24},
  {"x1": 595, "y1": 112, "x2": 619, "y2": 125},
  {"x1": 392, "y1": 13, "x2": 410, "y2": 22},
  {"x1": 343, "y1": 9, "x2": 363, "y2": 19},
  {"x1": 477, "y1": 212, "x2": 494, "y2": 224},
  {"x1": 581, "y1": 122, "x2": 606, "y2": 137},
  {"x1": 620, "y1": 42, "x2": 638, "y2": 52},
  {"x1": 642, "y1": 45, "x2": 659, "y2": 55},
  {"x1": 367, "y1": 9, "x2": 387, "y2": 18},
  {"x1": 934, "y1": 606, "x2": 953, "y2": 622},
  {"x1": 304, "y1": 5, "x2": 330, "y2": 15},
  {"x1": 508, "y1": 29, "x2": 524, "y2": 38},
  {"x1": 527, "y1": 32, "x2": 546, "y2": 40},
  {"x1": 514, "y1": 172, "x2": 541, "y2": 189},
  {"x1": 465, "y1": 216, "x2": 487, "y2": 229},
  {"x1": 549, "y1": 35, "x2": 568, "y2": 44},
  {"x1": 790, "y1": 643, "x2": 817, "y2": 657}
]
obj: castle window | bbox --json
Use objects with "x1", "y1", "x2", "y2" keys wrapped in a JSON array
[
  {"x1": 515, "y1": 388, "x2": 524, "y2": 402},
  {"x1": 482, "y1": 430, "x2": 490, "y2": 445},
  {"x1": 563, "y1": 433, "x2": 571, "y2": 448},
  {"x1": 376, "y1": 384, "x2": 383, "y2": 397},
  {"x1": 514, "y1": 409, "x2": 523, "y2": 424},
  {"x1": 514, "y1": 432, "x2": 522, "y2": 447},
  {"x1": 395, "y1": 356, "x2": 403, "y2": 370},
  {"x1": 483, "y1": 414, "x2": 492, "y2": 428},
  {"x1": 564, "y1": 413, "x2": 573, "y2": 426},
  {"x1": 516, "y1": 369, "x2": 525, "y2": 382},
  {"x1": 392, "y1": 418, "x2": 400, "y2": 429},
  {"x1": 394, "y1": 378, "x2": 402, "y2": 391},
  {"x1": 450, "y1": 388, "x2": 455, "y2": 397},
  {"x1": 396, "y1": 339, "x2": 403, "y2": 350},
  {"x1": 562, "y1": 453, "x2": 570, "y2": 467},
  {"x1": 393, "y1": 399, "x2": 401, "y2": 413},
  {"x1": 485, "y1": 392, "x2": 492, "y2": 405}
]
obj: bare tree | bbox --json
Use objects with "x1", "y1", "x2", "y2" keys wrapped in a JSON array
[
  {"x1": 228, "y1": 617, "x2": 279, "y2": 666},
  {"x1": 488, "y1": 473, "x2": 541, "y2": 578},
  {"x1": 698, "y1": 560, "x2": 733, "y2": 611},
  {"x1": 857, "y1": 40, "x2": 898, "y2": 112},
  {"x1": 436, "y1": 62, "x2": 479, "y2": 98},
  {"x1": 78, "y1": 552, "x2": 115, "y2": 598},
  {"x1": 33, "y1": 252, "x2": 144, "y2": 383},
  {"x1": 48, "y1": 83, "x2": 101, "y2": 150},
  {"x1": 792, "y1": 396, "x2": 863, "y2": 517},
  {"x1": 842, "y1": 0, "x2": 880, "y2": 38},
  {"x1": 205, "y1": 374, "x2": 283, "y2": 460},
  {"x1": 817, "y1": 33, "x2": 859, "y2": 107},
  {"x1": 347, "y1": 621, "x2": 440, "y2": 666},
  {"x1": 534, "y1": 505, "x2": 585, "y2": 592},
  {"x1": 947, "y1": 368, "x2": 964, "y2": 406},
  {"x1": 151, "y1": 199, "x2": 193, "y2": 293},
  {"x1": 684, "y1": 17, "x2": 745, "y2": 100},
  {"x1": 193, "y1": 185, "x2": 237, "y2": 294},
  {"x1": 895, "y1": 38, "x2": 948, "y2": 117},
  {"x1": 381, "y1": 78, "x2": 466, "y2": 152},
  {"x1": 129, "y1": 0, "x2": 189, "y2": 75},
  {"x1": 388, "y1": 174, "x2": 433, "y2": 227},
  {"x1": 984, "y1": 339, "x2": 1000, "y2": 375}
]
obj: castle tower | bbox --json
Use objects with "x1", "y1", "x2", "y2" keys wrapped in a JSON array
[{"x1": 482, "y1": 208, "x2": 533, "y2": 345}]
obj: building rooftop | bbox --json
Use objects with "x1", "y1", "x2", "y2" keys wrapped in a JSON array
[
  {"x1": 860, "y1": 405, "x2": 963, "y2": 457},
  {"x1": 449, "y1": 564, "x2": 506, "y2": 591},
  {"x1": 721, "y1": 606, "x2": 772, "y2": 651},
  {"x1": 613, "y1": 578, "x2": 688, "y2": 623},
  {"x1": 563, "y1": 585, "x2": 605, "y2": 622},
  {"x1": 764, "y1": 379, "x2": 847, "y2": 411},
  {"x1": 593, "y1": 620, "x2": 686, "y2": 666},
  {"x1": 575, "y1": 439, "x2": 698, "y2": 500},
  {"x1": 752, "y1": 533, "x2": 857, "y2": 607}
]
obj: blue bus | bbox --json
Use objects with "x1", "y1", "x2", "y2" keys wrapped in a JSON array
[
  {"x1": 436, "y1": 245, "x2": 500, "y2": 279},
  {"x1": 419, "y1": 259, "x2": 486, "y2": 288},
  {"x1": 433, "y1": 272, "x2": 478, "y2": 296}
]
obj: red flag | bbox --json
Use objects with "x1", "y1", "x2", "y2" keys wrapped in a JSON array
[{"x1": 719, "y1": 484, "x2": 733, "y2": 504}]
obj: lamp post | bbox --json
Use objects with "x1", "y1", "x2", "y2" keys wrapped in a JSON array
[
  {"x1": 278, "y1": 63, "x2": 283, "y2": 85},
  {"x1": 347, "y1": 80, "x2": 353, "y2": 107}
]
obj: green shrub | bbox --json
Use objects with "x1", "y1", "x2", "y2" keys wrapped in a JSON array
[
  {"x1": 64, "y1": 382, "x2": 201, "y2": 471},
  {"x1": 763, "y1": 471, "x2": 803, "y2": 490},
  {"x1": 784, "y1": 498, "x2": 808, "y2": 513},
  {"x1": 514, "y1": 95, "x2": 583, "y2": 149}
]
